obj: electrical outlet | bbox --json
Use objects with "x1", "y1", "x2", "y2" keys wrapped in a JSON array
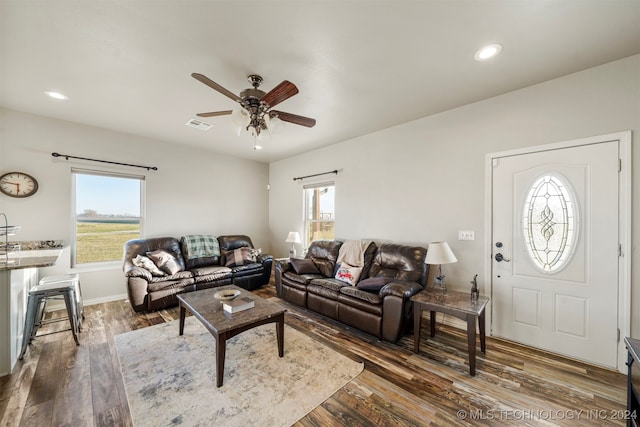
[{"x1": 458, "y1": 230, "x2": 475, "y2": 241}]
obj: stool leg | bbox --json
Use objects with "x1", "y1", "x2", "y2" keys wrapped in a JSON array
[
  {"x1": 74, "y1": 279, "x2": 84, "y2": 331},
  {"x1": 35, "y1": 298, "x2": 47, "y2": 330},
  {"x1": 19, "y1": 294, "x2": 39, "y2": 360},
  {"x1": 63, "y1": 291, "x2": 79, "y2": 345}
]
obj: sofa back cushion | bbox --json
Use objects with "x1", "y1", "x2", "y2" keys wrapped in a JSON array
[
  {"x1": 368, "y1": 243, "x2": 428, "y2": 285},
  {"x1": 218, "y1": 235, "x2": 255, "y2": 267},
  {"x1": 306, "y1": 240, "x2": 343, "y2": 277},
  {"x1": 218, "y1": 235, "x2": 255, "y2": 251},
  {"x1": 123, "y1": 237, "x2": 186, "y2": 272},
  {"x1": 180, "y1": 235, "x2": 221, "y2": 269}
]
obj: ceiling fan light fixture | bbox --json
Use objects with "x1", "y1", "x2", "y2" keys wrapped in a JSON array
[
  {"x1": 191, "y1": 72, "x2": 316, "y2": 147},
  {"x1": 474, "y1": 44, "x2": 502, "y2": 61}
]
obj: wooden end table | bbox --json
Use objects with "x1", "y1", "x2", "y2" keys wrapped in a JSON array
[
  {"x1": 411, "y1": 289, "x2": 489, "y2": 376},
  {"x1": 177, "y1": 285, "x2": 286, "y2": 387}
]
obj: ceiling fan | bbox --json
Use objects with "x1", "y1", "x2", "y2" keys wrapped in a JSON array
[{"x1": 191, "y1": 73, "x2": 316, "y2": 137}]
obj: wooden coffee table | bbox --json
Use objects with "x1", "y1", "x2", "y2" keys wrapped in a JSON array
[
  {"x1": 177, "y1": 285, "x2": 286, "y2": 387},
  {"x1": 411, "y1": 289, "x2": 489, "y2": 376}
]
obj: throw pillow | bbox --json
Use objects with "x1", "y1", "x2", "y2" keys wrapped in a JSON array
[
  {"x1": 356, "y1": 276, "x2": 394, "y2": 292},
  {"x1": 334, "y1": 263, "x2": 363, "y2": 286},
  {"x1": 290, "y1": 258, "x2": 320, "y2": 275},
  {"x1": 132, "y1": 254, "x2": 166, "y2": 277},
  {"x1": 147, "y1": 250, "x2": 183, "y2": 275},
  {"x1": 224, "y1": 247, "x2": 254, "y2": 267}
]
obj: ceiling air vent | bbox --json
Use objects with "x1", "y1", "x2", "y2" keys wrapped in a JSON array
[{"x1": 185, "y1": 118, "x2": 213, "y2": 131}]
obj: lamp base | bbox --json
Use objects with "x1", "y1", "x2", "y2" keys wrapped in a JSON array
[
  {"x1": 433, "y1": 274, "x2": 447, "y2": 295},
  {"x1": 289, "y1": 247, "x2": 296, "y2": 258}
]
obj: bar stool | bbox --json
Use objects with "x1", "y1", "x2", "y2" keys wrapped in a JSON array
[
  {"x1": 38, "y1": 274, "x2": 84, "y2": 331},
  {"x1": 18, "y1": 276, "x2": 81, "y2": 360}
]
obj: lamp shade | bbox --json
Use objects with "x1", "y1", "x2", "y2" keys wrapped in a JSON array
[
  {"x1": 425, "y1": 241, "x2": 457, "y2": 265},
  {"x1": 285, "y1": 231, "x2": 301, "y2": 244}
]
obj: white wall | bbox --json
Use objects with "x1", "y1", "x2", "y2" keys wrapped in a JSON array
[
  {"x1": 269, "y1": 55, "x2": 640, "y2": 334},
  {"x1": 0, "y1": 108, "x2": 269, "y2": 303}
]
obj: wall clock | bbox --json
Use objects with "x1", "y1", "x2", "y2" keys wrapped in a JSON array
[{"x1": 0, "y1": 172, "x2": 39, "y2": 198}]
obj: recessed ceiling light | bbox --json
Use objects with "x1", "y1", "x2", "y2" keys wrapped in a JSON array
[
  {"x1": 253, "y1": 145, "x2": 263, "y2": 150},
  {"x1": 474, "y1": 44, "x2": 502, "y2": 61},
  {"x1": 44, "y1": 90, "x2": 69, "y2": 100}
]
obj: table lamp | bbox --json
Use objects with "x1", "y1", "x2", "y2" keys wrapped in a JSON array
[
  {"x1": 425, "y1": 241, "x2": 457, "y2": 294},
  {"x1": 285, "y1": 231, "x2": 301, "y2": 257}
]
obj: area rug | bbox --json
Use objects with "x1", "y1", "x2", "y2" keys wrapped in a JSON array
[{"x1": 115, "y1": 316, "x2": 363, "y2": 427}]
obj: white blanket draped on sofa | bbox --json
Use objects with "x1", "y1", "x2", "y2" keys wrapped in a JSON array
[{"x1": 337, "y1": 240, "x2": 373, "y2": 267}]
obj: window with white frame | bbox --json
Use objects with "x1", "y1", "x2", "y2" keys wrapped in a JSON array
[
  {"x1": 72, "y1": 169, "x2": 144, "y2": 266},
  {"x1": 303, "y1": 182, "x2": 335, "y2": 250}
]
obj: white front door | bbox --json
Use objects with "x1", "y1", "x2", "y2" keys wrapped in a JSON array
[{"x1": 491, "y1": 139, "x2": 620, "y2": 368}]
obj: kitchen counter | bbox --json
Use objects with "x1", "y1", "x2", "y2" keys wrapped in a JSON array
[
  {"x1": 0, "y1": 249, "x2": 63, "y2": 375},
  {"x1": 0, "y1": 253, "x2": 61, "y2": 271}
]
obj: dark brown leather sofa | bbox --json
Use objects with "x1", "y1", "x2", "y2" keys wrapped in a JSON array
[
  {"x1": 275, "y1": 240, "x2": 428, "y2": 342},
  {"x1": 123, "y1": 235, "x2": 272, "y2": 312}
]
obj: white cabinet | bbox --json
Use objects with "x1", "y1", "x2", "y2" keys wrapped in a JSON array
[{"x1": 0, "y1": 267, "x2": 38, "y2": 376}]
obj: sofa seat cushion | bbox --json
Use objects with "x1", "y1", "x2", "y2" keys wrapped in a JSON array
[
  {"x1": 149, "y1": 270, "x2": 193, "y2": 283},
  {"x1": 147, "y1": 276, "x2": 195, "y2": 293},
  {"x1": 337, "y1": 293, "x2": 383, "y2": 315},
  {"x1": 339, "y1": 286, "x2": 383, "y2": 305},
  {"x1": 190, "y1": 265, "x2": 232, "y2": 278},
  {"x1": 281, "y1": 276, "x2": 310, "y2": 292},
  {"x1": 307, "y1": 283, "x2": 340, "y2": 300},
  {"x1": 309, "y1": 277, "x2": 350, "y2": 293},
  {"x1": 283, "y1": 271, "x2": 323, "y2": 285}
]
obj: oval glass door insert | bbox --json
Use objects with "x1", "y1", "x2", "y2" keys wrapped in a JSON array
[{"x1": 523, "y1": 174, "x2": 577, "y2": 272}]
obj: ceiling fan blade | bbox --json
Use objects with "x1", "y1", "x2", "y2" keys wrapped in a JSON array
[
  {"x1": 191, "y1": 73, "x2": 241, "y2": 102},
  {"x1": 271, "y1": 110, "x2": 316, "y2": 128},
  {"x1": 261, "y1": 81, "x2": 299, "y2": 108},
  {"x1": 196, "y1": 110, "x2": 233, "y2": 117}
]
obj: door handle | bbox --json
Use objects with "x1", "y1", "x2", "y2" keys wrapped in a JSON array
[{"x1": 495, "y1": 253, "x2": 510, "y2": 262}]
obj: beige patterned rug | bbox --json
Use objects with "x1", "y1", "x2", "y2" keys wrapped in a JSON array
[{"x1": 115, "y1": 316, "x2": 363, "y2": 427}]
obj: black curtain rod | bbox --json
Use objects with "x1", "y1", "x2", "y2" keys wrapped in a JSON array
[
  {"x1": 293, "y1": 169, "x2": 338, "y2": 182},
  {"x1": 51, "y1": 152, "x2": 158, "y2": 171}
]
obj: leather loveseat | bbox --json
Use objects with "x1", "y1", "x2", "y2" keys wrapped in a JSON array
[
  {"x1": 123, "y1": 234, "x2": 272, "y2": 312},
  {"x1": 275, "y1": 240, "x2": 428, "y2": 342}
]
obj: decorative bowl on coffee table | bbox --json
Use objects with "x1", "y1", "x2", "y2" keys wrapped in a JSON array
[{"x1": 213, "y1": 289, "x2": 240, "y2": 301}]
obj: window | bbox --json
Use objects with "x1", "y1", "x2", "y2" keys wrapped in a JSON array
[
  {"x1": 522, "y1": 174, "x2": 577, "y2": 272},
  {"x1": 72, "y1": 169, "x2": 144, "y2": 266},
  {"x1": 303, "y1": 182, "x2": 335, "y2": 250}
]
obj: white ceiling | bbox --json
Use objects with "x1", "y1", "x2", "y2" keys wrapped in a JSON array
[{"x1": 2, "y1": 1, "x2": 639, "y2": 163}]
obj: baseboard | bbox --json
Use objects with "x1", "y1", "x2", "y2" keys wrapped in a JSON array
[{"x1": 45, "y1": 293, "x2": 128, "y2": 311}]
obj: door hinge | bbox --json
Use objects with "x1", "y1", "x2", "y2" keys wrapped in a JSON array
[
  {"x1": 619, "y1": 244, "x2": 623, "y2": 257},
  {"x1": 618, "y1": 328, "x2": 621, "y2": 342},
  {"x1": 619, "y1": 158, "x2": 622, "y2": 172}
]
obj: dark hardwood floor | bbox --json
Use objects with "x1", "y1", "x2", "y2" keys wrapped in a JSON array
[{"x1": 0, "y1": 282, "x2": 628, "y2": 426}]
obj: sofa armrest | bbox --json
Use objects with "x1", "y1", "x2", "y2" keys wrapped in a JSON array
[
  {"x1": 379, "y1": 280, "x2": 423, "y2": 299},
  {"x1": 257, "y1": 253, "x2": 273, "y2": 263},
  {"x1": 380, "y1": 280, "x2": 424, "y2": 342},
  {"x1": 127, "y1": 276, "x2": 150, "y2": 312},
  {"x1": 258, "y1": 253, "x2": 274, "y2": 285},
  {"x1": 274, "y1": 259, "x2": 291, "y2": 296},
  {"x1": 124, "y1": 266, "x2": 152, "y2": 281}
]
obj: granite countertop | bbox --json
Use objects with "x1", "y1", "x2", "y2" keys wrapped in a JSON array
[{"x1": 0, "y1": 249, "x2": 62, "y2": 271}]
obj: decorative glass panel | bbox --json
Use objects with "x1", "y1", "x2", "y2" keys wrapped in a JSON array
[{"x1": 523, "y1": 174, "x2": 577, "y2": 272}]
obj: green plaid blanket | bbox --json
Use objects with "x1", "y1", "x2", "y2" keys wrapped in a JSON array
[{"x1": 182, "y1": 235, "x2": 220, "y2": 259}]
